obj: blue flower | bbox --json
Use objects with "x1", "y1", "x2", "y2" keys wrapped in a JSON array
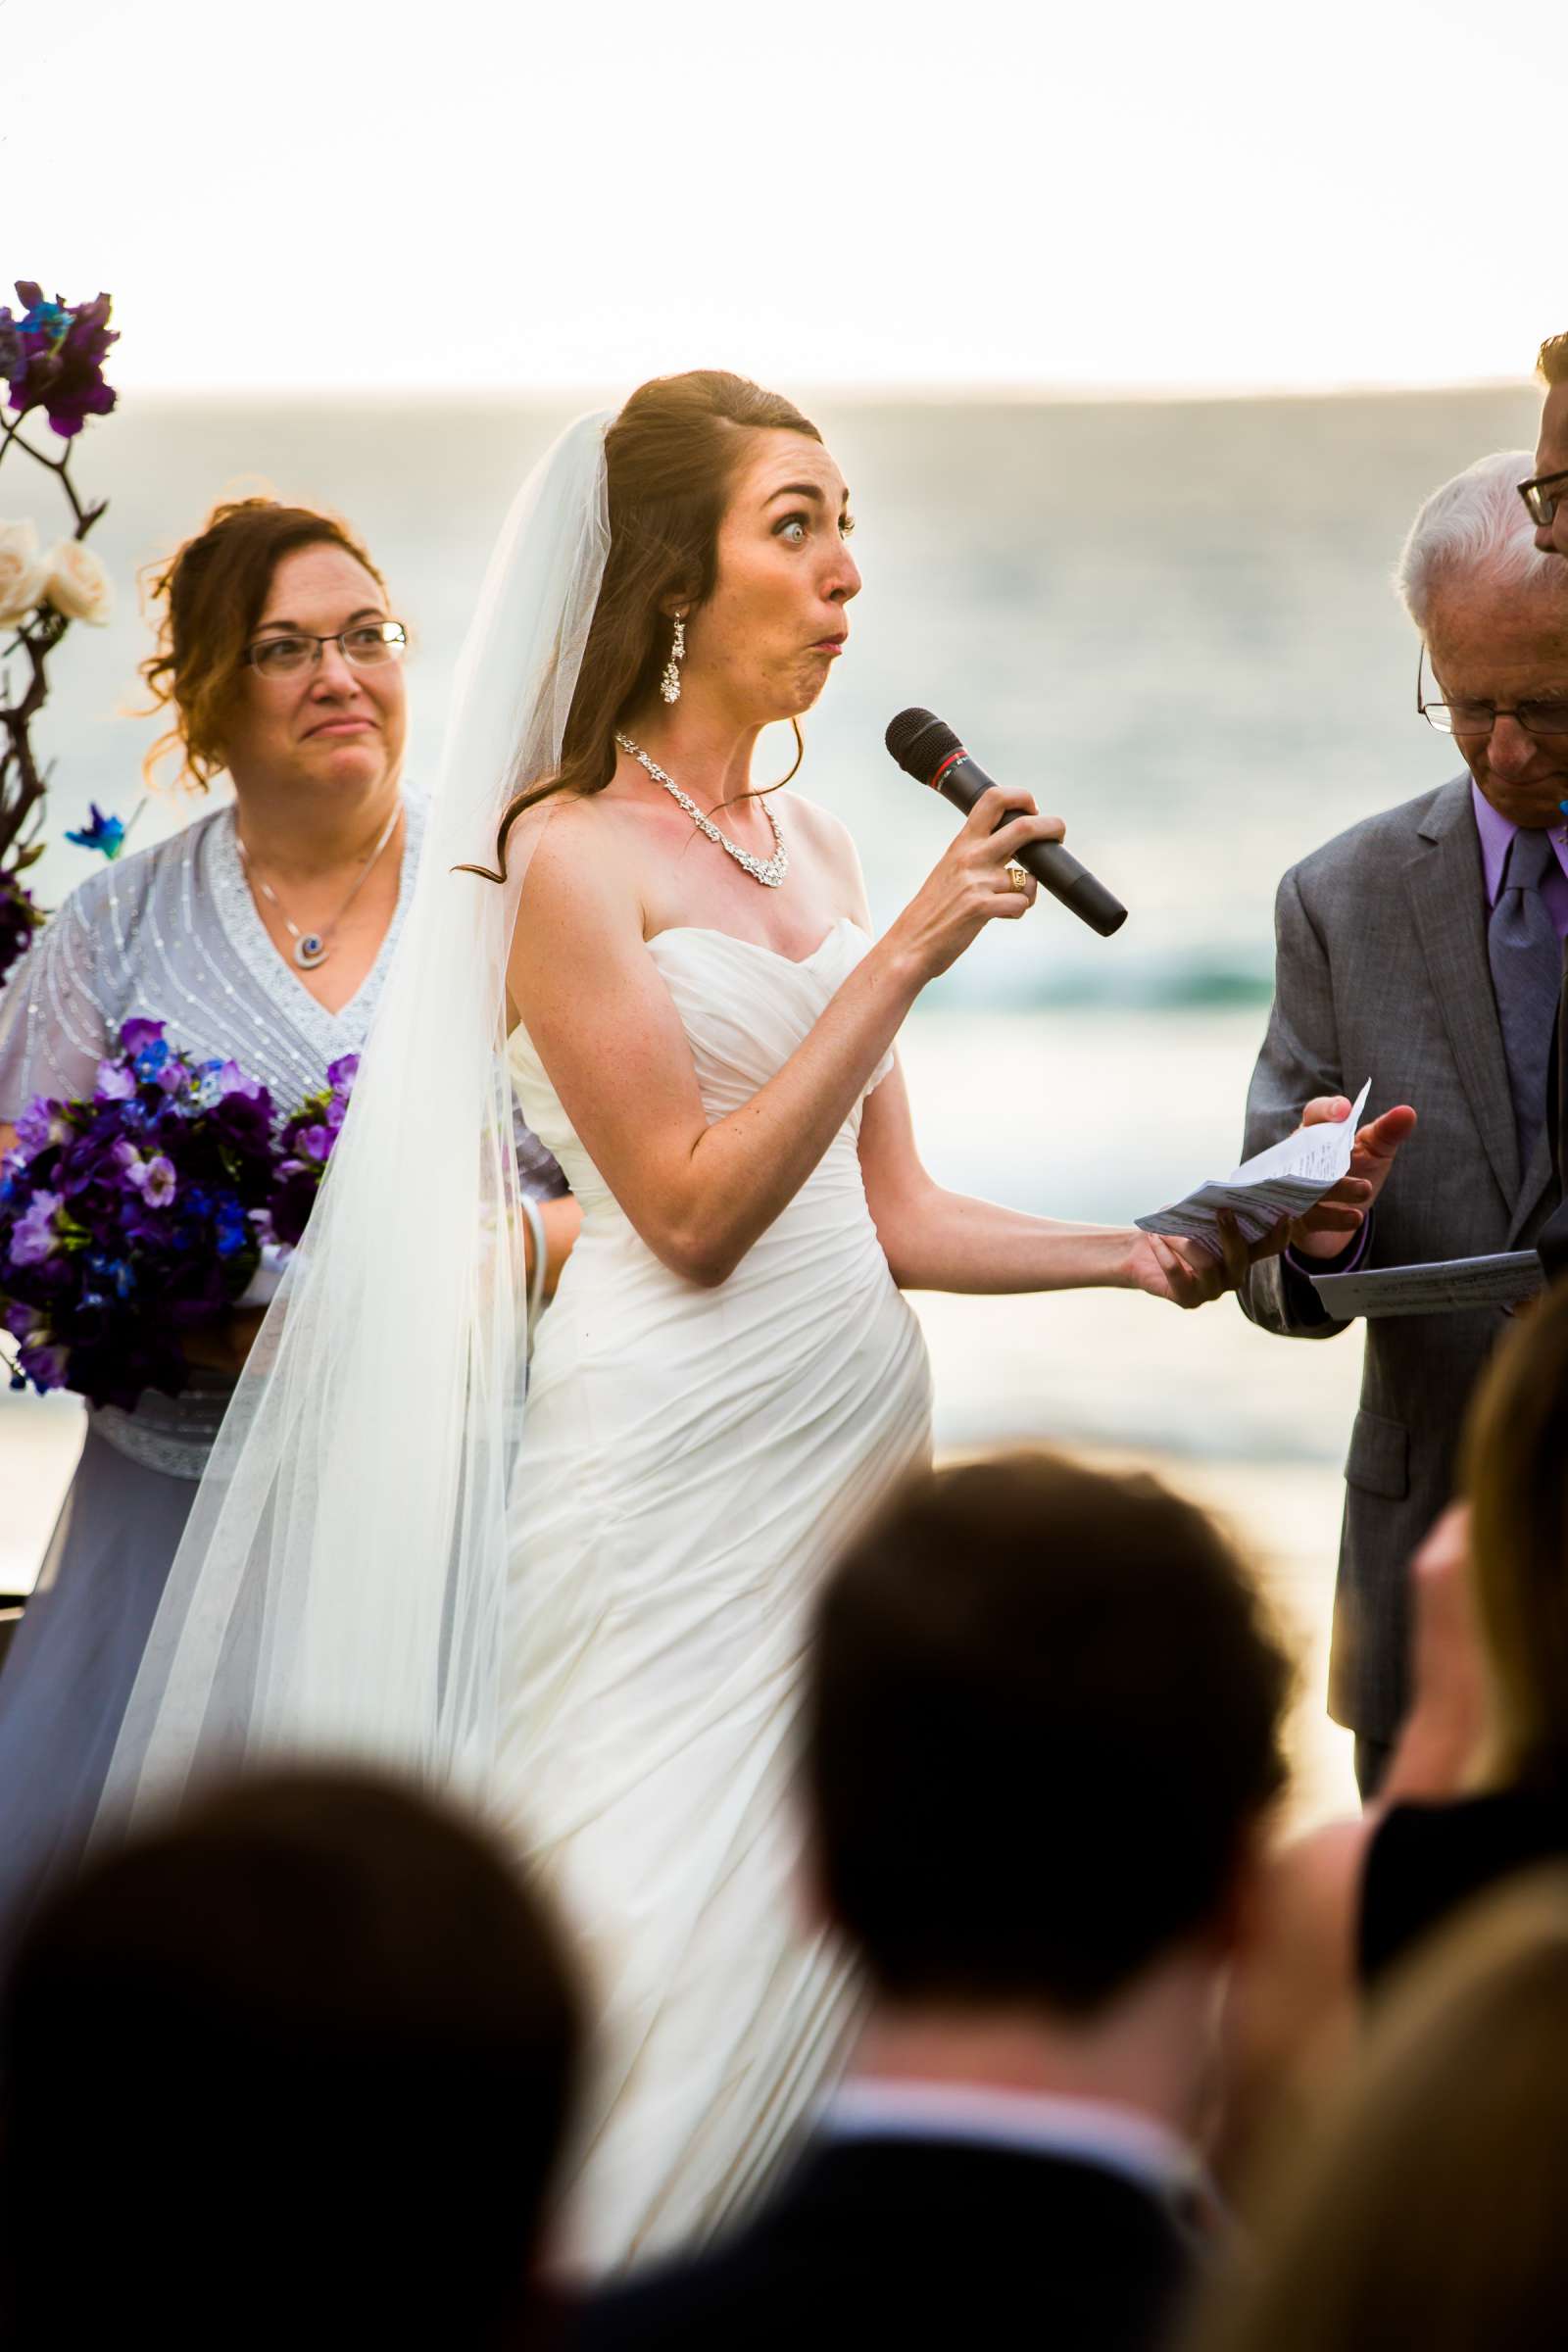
[
  {"x1": 65, "y1": 804, "x2": 127, "y2": 860},
  {"x1": 132, "y1": 1038, "x2": 171, "y2": 1083}
]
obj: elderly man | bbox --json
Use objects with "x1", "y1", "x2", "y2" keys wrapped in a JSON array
[{"x1": 1241, "y1": 451, "x2": 1568, "y2": 1795}]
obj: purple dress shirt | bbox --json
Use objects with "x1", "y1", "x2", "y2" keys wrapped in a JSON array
[
  {"x1": 1287, "y1": 785, "x2": 1567, "y2": 1281},
  {"x1": 1469, "y1": 781, "x2": 1568, "y2": 940}
]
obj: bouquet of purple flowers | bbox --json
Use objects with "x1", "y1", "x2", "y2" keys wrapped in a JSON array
[
  {"x1": 263, "y1": 1054, "x2": 359, "y2": 1249},
  {"x1": 0, "y1": 1018, "x2": 275, "y2": 1408}
]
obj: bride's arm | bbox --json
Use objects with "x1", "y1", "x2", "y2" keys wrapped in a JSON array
[
  {"x1": 506, "y1": 786, "x2": 1057, "y2": 1288},
  {"x1": 857, "y1": 1058, "x2": 1255, "y2": 1306}
]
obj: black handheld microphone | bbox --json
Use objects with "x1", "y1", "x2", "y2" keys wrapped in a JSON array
[{"x1": 884, "y1": 707, "x2": 1128, "y2": 939}]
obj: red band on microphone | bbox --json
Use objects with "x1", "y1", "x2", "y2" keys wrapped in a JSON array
[{"x1": 929, "y1": 747, "x2": 969, "y2": 792}]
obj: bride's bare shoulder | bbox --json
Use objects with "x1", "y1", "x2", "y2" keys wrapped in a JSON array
[
  {"x1": 777, "y1": 789, "x2": 857, "y2": 861},
  {"x1": 778, "y1": 790, "x2": 869, "y2": 904},
  {"x1": 509, "y1": 791, "x2": 643, "y2": 932}
]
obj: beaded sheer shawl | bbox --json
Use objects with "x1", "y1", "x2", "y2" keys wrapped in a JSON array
[{"x1": 0, "y1": 793, "x2": 565, "y2": 1476}]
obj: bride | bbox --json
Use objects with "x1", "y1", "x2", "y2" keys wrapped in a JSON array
[{"x1": 100, "y1": 372, "x2": 1265, "y2": 2274}]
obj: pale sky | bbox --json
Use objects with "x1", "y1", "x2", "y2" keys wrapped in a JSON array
[{"x1": 6, "y1": 0, "x2": 1566, "y2": 396}]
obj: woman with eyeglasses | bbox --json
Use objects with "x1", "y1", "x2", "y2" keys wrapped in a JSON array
[{"x1": 0, "y1": 496, "x2": 578, "y2": 1928}]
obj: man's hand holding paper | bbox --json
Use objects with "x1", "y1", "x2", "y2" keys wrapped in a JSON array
[
  {"x1": 1287, "y1": 1093, "x2": 1420, "y2": 1259},
  {"x1": 1138, "y1": 1079, "x2": 1386, "y2": 1250}
]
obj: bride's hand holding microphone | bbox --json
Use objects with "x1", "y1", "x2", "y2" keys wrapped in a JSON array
[{"x1": 880, "y1": 781, "x2": 1051, "y2": 979}]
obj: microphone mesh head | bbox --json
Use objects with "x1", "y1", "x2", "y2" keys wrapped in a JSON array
[{"x1": 885, "y1": 707, "x2": 962, "y2": 783}]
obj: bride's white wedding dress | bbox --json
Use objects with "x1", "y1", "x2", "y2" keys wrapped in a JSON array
[{"x1": 503, "y1": 915, "x2": 933, "y2": 2272}]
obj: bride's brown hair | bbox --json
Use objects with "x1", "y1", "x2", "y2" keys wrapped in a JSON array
[{"x1": 467, "y1": 369, "x2": 821, "y2": 884}]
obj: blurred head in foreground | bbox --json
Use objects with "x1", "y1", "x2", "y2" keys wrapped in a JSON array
[
  {"x1": 1189, "y1": 1867, "x2": 1568, "y2": 2352},
  {"x1": 807, "y1": 1449, "x2": 1291, "y2": 2035},
  {"x1": 0, "y1": 1767, "x2": 581, "y2": 2348}
]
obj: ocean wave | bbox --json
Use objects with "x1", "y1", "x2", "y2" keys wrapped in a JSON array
[{"x1": 926, "y1": 949, "x2": 1275, "y2": 1012}]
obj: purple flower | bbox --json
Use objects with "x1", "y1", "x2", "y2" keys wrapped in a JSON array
[
  {"x1": 325, "y1": 1054, "x2": 360, "y2": 1091},
  {"x1": 8, "y1": 1190, "x2": 63, "y2": 1266},
  {"x1": 18, "y1": 1338, "x2": 70, "y2": 1391},
  {"x1": 117, "y1": 1146, "x2": 176, "y2": 1208},
  {"x1": 2, "y1": 283, "x2": 119, "y2": 440},
  {"x1": 0, "y1": 866, "x2": 43, "y2": 988},
  {"x1": 3, "y1": 1298, "x2": 35, "y2": 1339},
  {"x1": 14, "y1": 1098, "x2": 67, "y2": 1155},
  {"x1": 119, "y1": 1017, "x2": 166, "y2": 1057},
  {"x1": 93, "y1": 1058, "x2": 137, "y2": 1102},
  {"x1": 139, "y1": 1154, "x2": 176, "y2": 1208},
  {"x1": 297, "y1": 1123, "x2": 333, "y2": 1164}
]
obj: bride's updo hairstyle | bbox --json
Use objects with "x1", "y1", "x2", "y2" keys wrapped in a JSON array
[
  {"x1": 140, "y1": 497, "x2": 389, "y2": 793},
  {"x1": 479, "y1": 369, "x2": 821, "y2": 880}
]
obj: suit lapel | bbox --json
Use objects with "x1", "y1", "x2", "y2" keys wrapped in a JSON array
[
  {"x1": 1404, "y1": 777, "x2": 1519, "y2": 1207},
  {"x1": 1508, "y1": 1117, "x2": 1556, "y2": 1243}
]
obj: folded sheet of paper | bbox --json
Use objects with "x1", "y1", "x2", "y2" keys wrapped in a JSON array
[
  {"x1": 1137, "y1": 1080, "x2": 1372, "y2": 1248},
  {"x1": 1311, "y1": 1250, "x2": 1544, "y2": 1320}
]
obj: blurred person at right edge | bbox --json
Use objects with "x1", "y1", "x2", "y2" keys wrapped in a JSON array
[
  {"x1": 1218, "y1": 1279, "x2": 1568, "y2": 2191},
  {"x1": 576, "y1": 1451, "x2": 1291, "y2": 2352},
  {"x1": 1519, "y1": 330, "x2": 1568, "y2": 1279},
  {"x1": 1186, "y1": 1869, "x2": 1568, "y2": 2352}
]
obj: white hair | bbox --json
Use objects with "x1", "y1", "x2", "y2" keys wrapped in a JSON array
[{"x1": 1396, "y1": 450, "x2": 1561, "y2": 630}]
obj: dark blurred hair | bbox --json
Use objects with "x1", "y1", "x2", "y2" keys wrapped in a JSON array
[
  {"x1": 1538, "y1": 333, "x2": 1568, "y2": 386},
  {"x1": 473, "y1": 368, "x2": 820, "y2": 881},
  {"x1": 806, "y1": 1450, "x2": 1292, "y2": 2012},
  {"x1": 140, "y1": 497, "x2": 389, "y2": 792},
  {"x1": 0, "y1": 1768, "x2": 580, "y2": 2348},
  {"x1": 1461, "y1": 1278, "x2": 1568, "y2": 1789},
  {"x1": 1187, "y1": 1868, "x2": 1568, "y2": 2352}
]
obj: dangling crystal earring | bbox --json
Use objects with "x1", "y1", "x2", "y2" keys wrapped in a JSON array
[{"x1": 661, "y1": 612, "x2": 687, "y2": 705}]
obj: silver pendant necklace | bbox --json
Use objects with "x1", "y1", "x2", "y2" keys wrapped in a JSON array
[
  {"x1": 237, "y1": 802, "x2": 403, "y2": 970},
  {"x1": 615, "y1": 733, "x2": 789, "y2": 890}
]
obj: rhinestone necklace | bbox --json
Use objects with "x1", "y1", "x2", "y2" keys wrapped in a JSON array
[
  {"x1": 615, "y1": 733, "x2": 789, "y2": 890},
  {"x1": 237, "y1": 801, "x2": 403, "y2": 970}
]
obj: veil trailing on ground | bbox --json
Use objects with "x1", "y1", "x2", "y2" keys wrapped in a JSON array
[{"x1": 98, "y1": 412, "x2": 612, "y2": 1830}]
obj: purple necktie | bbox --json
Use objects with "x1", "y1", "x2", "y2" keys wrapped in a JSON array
[{"x1": 1489, "y1": 825, "x2": 1561, "y2": 1174}]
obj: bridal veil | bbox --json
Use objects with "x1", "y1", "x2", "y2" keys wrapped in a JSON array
[{"x1": 100, "y1": 413, "x2": 612, "y2": 1826}]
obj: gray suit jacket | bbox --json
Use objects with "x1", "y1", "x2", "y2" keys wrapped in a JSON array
[{"x1": 1240, "y1": 774, "x2": 1558, "y2": 1743}]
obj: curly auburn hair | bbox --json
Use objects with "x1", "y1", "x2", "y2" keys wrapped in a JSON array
[{"x1": 139, "y1": 497, "x2": 389, "y2": 793}]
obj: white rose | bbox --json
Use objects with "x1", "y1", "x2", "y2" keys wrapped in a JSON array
[
  {"x1": 44, "y1": 537, "x2": 115, "y2": 626},
  {"x1": 0, "y1": 519, "x2": 48, "y2": 627}
]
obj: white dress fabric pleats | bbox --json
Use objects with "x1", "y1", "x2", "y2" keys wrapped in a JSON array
[{"x1": 504, "y1": 918, "x2": 932, "y2": 2274}]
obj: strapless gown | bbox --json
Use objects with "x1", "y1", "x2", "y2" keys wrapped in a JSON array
[{"x1": 502, "y1": 918, "x2": 933, "y2": 2274}]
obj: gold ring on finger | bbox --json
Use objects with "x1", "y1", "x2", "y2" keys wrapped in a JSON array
[{"x1": 1005, "y1": 862, "x2": 1032, "y2": 893}]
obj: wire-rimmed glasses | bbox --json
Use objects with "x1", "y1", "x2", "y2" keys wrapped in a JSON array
[
  {"x1": 1517, "y1": 466, "x2": 1568, "y2": 528},
  {"x1": 1416, "y1": 643, "x2": 1568, "y2": 737},
  {"x1": 242, "y1": 619, "x2": 409, "y2": 679}
]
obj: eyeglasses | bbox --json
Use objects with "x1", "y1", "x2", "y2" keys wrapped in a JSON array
[
  {"x1": 1518, "y1": 466, "x2": 1568, "y2": 528},
  {"x1": 1416, "y1": 643, "x2": 1568, "y2": 738},
  {"x1": 242, "y1": 620, "x2": 408, "y2": 679}
]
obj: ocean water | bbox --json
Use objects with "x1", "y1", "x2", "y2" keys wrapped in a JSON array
[{"x1": 3, "y1": 381, "x2": 1542, "y2": 1484}]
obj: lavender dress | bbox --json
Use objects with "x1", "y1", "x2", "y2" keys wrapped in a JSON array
[{"x1": 0, "y1": 794, "x2": 566, "y2": 1924}]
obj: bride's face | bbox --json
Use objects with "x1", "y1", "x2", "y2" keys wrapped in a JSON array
[{"x1": 688, "y1": 429, "x2": 859, "y2": 723}]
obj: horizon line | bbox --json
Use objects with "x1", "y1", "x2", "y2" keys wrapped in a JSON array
[{"x1": 108, "y1": 371, "x2": 1539, "y2": 408}]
